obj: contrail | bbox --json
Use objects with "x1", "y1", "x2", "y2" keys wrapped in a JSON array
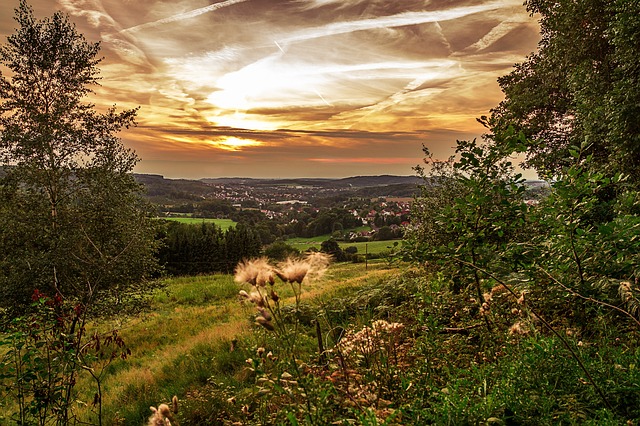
[
  {"x1": 278, "y1": 1, "x2": 509, "y2": 45},
  {"x1": 313, "y1": 89, "x2": 332, "y2": 106},
  {"x1": 274, "y1": 41, "x2": 286, "y2": 53},
  {"x1": 122, "y1": 0, "x2": 249, "y2": 34},
  {"x1": 460, "y1": 19, "x2": 527, "y2": 53}
]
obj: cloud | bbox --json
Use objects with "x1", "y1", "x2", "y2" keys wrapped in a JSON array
[
  {"x1": 278, "y1": 1, "x2": 513, "y2": 45},
  {"x1": 0, "y1": 0, "x2": 540, "y2": 178},
  {"x1": 121, "y1": 0, "x2": 250, "y2": 34}
]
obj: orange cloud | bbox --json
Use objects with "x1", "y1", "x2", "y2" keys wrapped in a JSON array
[{"x1": 0, "y1": 0, "x2": 540, "y2": 178}]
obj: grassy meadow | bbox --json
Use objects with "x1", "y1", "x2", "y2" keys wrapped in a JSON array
[
  {"x1": 63, "y1": 260, "x2": 399, "y2": 424},
  {"x1": 3, "y1": 255, "x2": 639, "y2": 425},
  {"x1": 160, "y1": 217, "x2": 237, "y2": 230},
  {"x1": 286, "y1": 237, "x2": 399, "y2": 255}
]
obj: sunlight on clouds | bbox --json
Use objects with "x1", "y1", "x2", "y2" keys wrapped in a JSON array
[
  {"x1": 205, "y1": 57, "x2": 461, "y2": 120},
  {"x1": 310, "y1": 157, "x2": 416, "y2": 165},
  {"x1": 3, "y1": 0, "x2": 539, "y2": 178},
  {"x1": 209, "y1": 137, "x2": 263, "y2": 151},
  {"x1": 163, "y1": 135, "x2": 263, "y2": 152},
  {"x1": 207, "y1": 112, "x2": 280, "y2": 131}
]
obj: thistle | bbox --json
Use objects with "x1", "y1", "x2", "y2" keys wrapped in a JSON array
[{"x1": 147, "y1": 396, "x2": 178, "y2": 426}]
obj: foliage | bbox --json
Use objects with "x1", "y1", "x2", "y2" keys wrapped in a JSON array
[
  {"x1": 405, "y1": 132, "x2": 529, "y2": 295},
  {"x1": 157, "y1": 221, "x2": 261, "y2": 275},
  {"x1": 0, "y1": 290, "x2": 129, "y2": 425},
  {"x1": 263, "y1": 240, "x2": 301, "y2": 261},
  {"x1": 320, "y1": 238, "x2": 346, "y2": 262},
  {"x1": 403, "y1": 117, "x2": 639, "y2": 422},
  {"x1": 0, "y1": 0, "x2": 158, "y2": 315},
  {"x1": 490, "y1": 0, "x2": 640, "y2": 184},
  {"x1": 523, "y1": 144, "x2": 640, "y2": 320}
]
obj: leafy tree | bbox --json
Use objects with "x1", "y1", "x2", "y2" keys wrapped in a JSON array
[
  {"x1": 320, "y1": 238, "x2": 345, "y2": 262},
  {"x1": 263, "y1": 240, "x2": 300, "y2": 261},
  {"x1": 376, "y1": 226, "x2": 395, "y2": 241},
  {"x1": 491, "y1": 0, "x2": 640, "y2": 184},
  {"x1": 0, "y1": 1, "x2": 158, "y2": 315},
  {"x1": 405, "y1": 134, "x2": 529, "y2": 295}
]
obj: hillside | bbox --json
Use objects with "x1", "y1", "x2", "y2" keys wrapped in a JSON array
[{"x1": 135, "y1": 173, "x2": 422, "y2": 205}]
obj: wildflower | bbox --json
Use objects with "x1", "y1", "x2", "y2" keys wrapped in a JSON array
[
  {"x1": 275, "y1": 253, "x2": 331, "y2": 284},
  {"x1": 508, "y1": 322, "x2": 527, "y2": 335},
  {"x1": 275, "y1": 257, "x2": 309, "y2": 284},
  {"x1": 234, "y1": 257, "x2": 274, "y2": 286},
  {"x1": 255, "y1": 316, "x2": 275, "y2": 331},
  {"x1": 256, "y1": 347, "x2": 265, "y2": 357},
  {"x1": 257, "y1": 307, "x2": 272, "y2": 321}
]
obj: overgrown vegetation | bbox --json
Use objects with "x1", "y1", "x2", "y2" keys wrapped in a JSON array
[{"x1": 1, "y1": 0, "x2": 639, "y2": 424}]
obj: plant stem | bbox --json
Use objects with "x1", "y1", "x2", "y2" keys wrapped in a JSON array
[{"x1": 456, "y1": 258, "x2": 614, "y2": 412}]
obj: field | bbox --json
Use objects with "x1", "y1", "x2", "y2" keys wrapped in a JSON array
[
  {"x1": 286, "y1": 237, "x2": 399, "y2": 255},
  {"x1": 60, "y1": 261, "x2": 398, "y2": 424},
  {"x1": 3, "y1": 254, "x2": 639, "y2": 425},
  {"x1": 160, "y1": 217, "x2": 236, "y2": 230}
]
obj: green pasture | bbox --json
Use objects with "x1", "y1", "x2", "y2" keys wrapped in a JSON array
[
  {"x1": 160, "y1": 217, "x2": 236, "y2": 230},
  {"x1": 286, "y1": 237, "x2": 399, "y2": 255}
]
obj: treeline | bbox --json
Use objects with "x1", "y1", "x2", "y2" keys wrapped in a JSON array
[{"x1": 157, "y1": 221, "x2": 261, "y2": 275}]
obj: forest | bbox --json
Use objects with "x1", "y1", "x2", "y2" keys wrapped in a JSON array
[{"x1": 0, "y1": 0, "x2": 639, "y2": 424}]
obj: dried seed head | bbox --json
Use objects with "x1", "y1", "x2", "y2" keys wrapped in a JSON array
[
  {"x1": 255, "y1": 316, "x2": 275, "y2": 331},
  {"x1": 305, "y1": 252, "x2": 331, "y2": 281},
  {"x1": 509, "y1": 322, "x2": 528, "y2": 335},
  {"x1": 276, "y1": 252, "x2": 331, "y2": 284},
  {"x1": 276, "y1": 258, "x2": 309, "y2": 284},
  {"x1": 234, "y1": 258, "x2": 274, "y2": 286},
  {"x1": 248, "y1": 291, "x2": 265, "y2": 307},
  {"x1": 258, "y1": 307, "x2": 272, "y2": 321},
  {"x1": 619, "y1": 281, "x2": 633, "y2": 302}
]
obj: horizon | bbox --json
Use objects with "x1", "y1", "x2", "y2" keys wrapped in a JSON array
[{"x1": 0, "y1": 0, "x2": 540, "y2": 180}]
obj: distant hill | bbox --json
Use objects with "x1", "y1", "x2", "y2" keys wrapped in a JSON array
[
  {"x1": 135, "y1": 174, "x2": 215, "y2": 204},
  {"x1": 135, "y1": 174, "x2": 423, "y2": 205},
  {"x1": 200, "y1": 175, "x2": 421, "y2": 188},
  {"x1": 335, "y1": 175, "x2": 422, "y2": 187}
]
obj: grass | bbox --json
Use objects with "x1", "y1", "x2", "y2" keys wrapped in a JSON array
[
  {"x1": 4, "y1": 258, "x2": 639, "y2": 425},
  {"x1": 66, "y1": 261, "x2": 400, "y2": 424},
  {"x1": 287, "y1": 237, "x2": 400, "y2": 255},
  {"x1": 160, "y1": 217, "x2": 236, "y2": 229}
]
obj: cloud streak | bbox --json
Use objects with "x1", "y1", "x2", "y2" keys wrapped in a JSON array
[
  {"x1": 0, "y1": 0, "x2": 540, "y2": 178},
  {"x1": 121, "y1": 0, "x2": 250, "y2": 34},
  {"x1": 278, "y1": 1, "x2": 513, "y2": 45}
]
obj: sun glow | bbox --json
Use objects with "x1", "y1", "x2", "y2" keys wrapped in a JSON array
[
  {"x1": 210, "y1": 137, "x2": 263, "y2": 151},
  {"x1": 207, "y1": 112, "x2": 280, "y2": 131}
]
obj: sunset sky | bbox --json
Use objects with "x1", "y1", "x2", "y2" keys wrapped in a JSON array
[{"x1": 0, "y1": 0, "x2": 540, "y2": 179}]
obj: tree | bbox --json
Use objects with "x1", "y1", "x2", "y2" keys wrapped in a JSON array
[
  {"x1": 0, "y1": 1, "x2": 158, "y2": 315},
  {"x1": 490, "y1": 0, "x2": 640, "y2": 185},
  {"x1": 320, "y1": 238, "x2": 345, "y2": 262}
]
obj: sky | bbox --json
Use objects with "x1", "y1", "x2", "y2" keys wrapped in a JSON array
[{"x1": 0, "y1": 0, "x2": 540, "y2": 179}]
